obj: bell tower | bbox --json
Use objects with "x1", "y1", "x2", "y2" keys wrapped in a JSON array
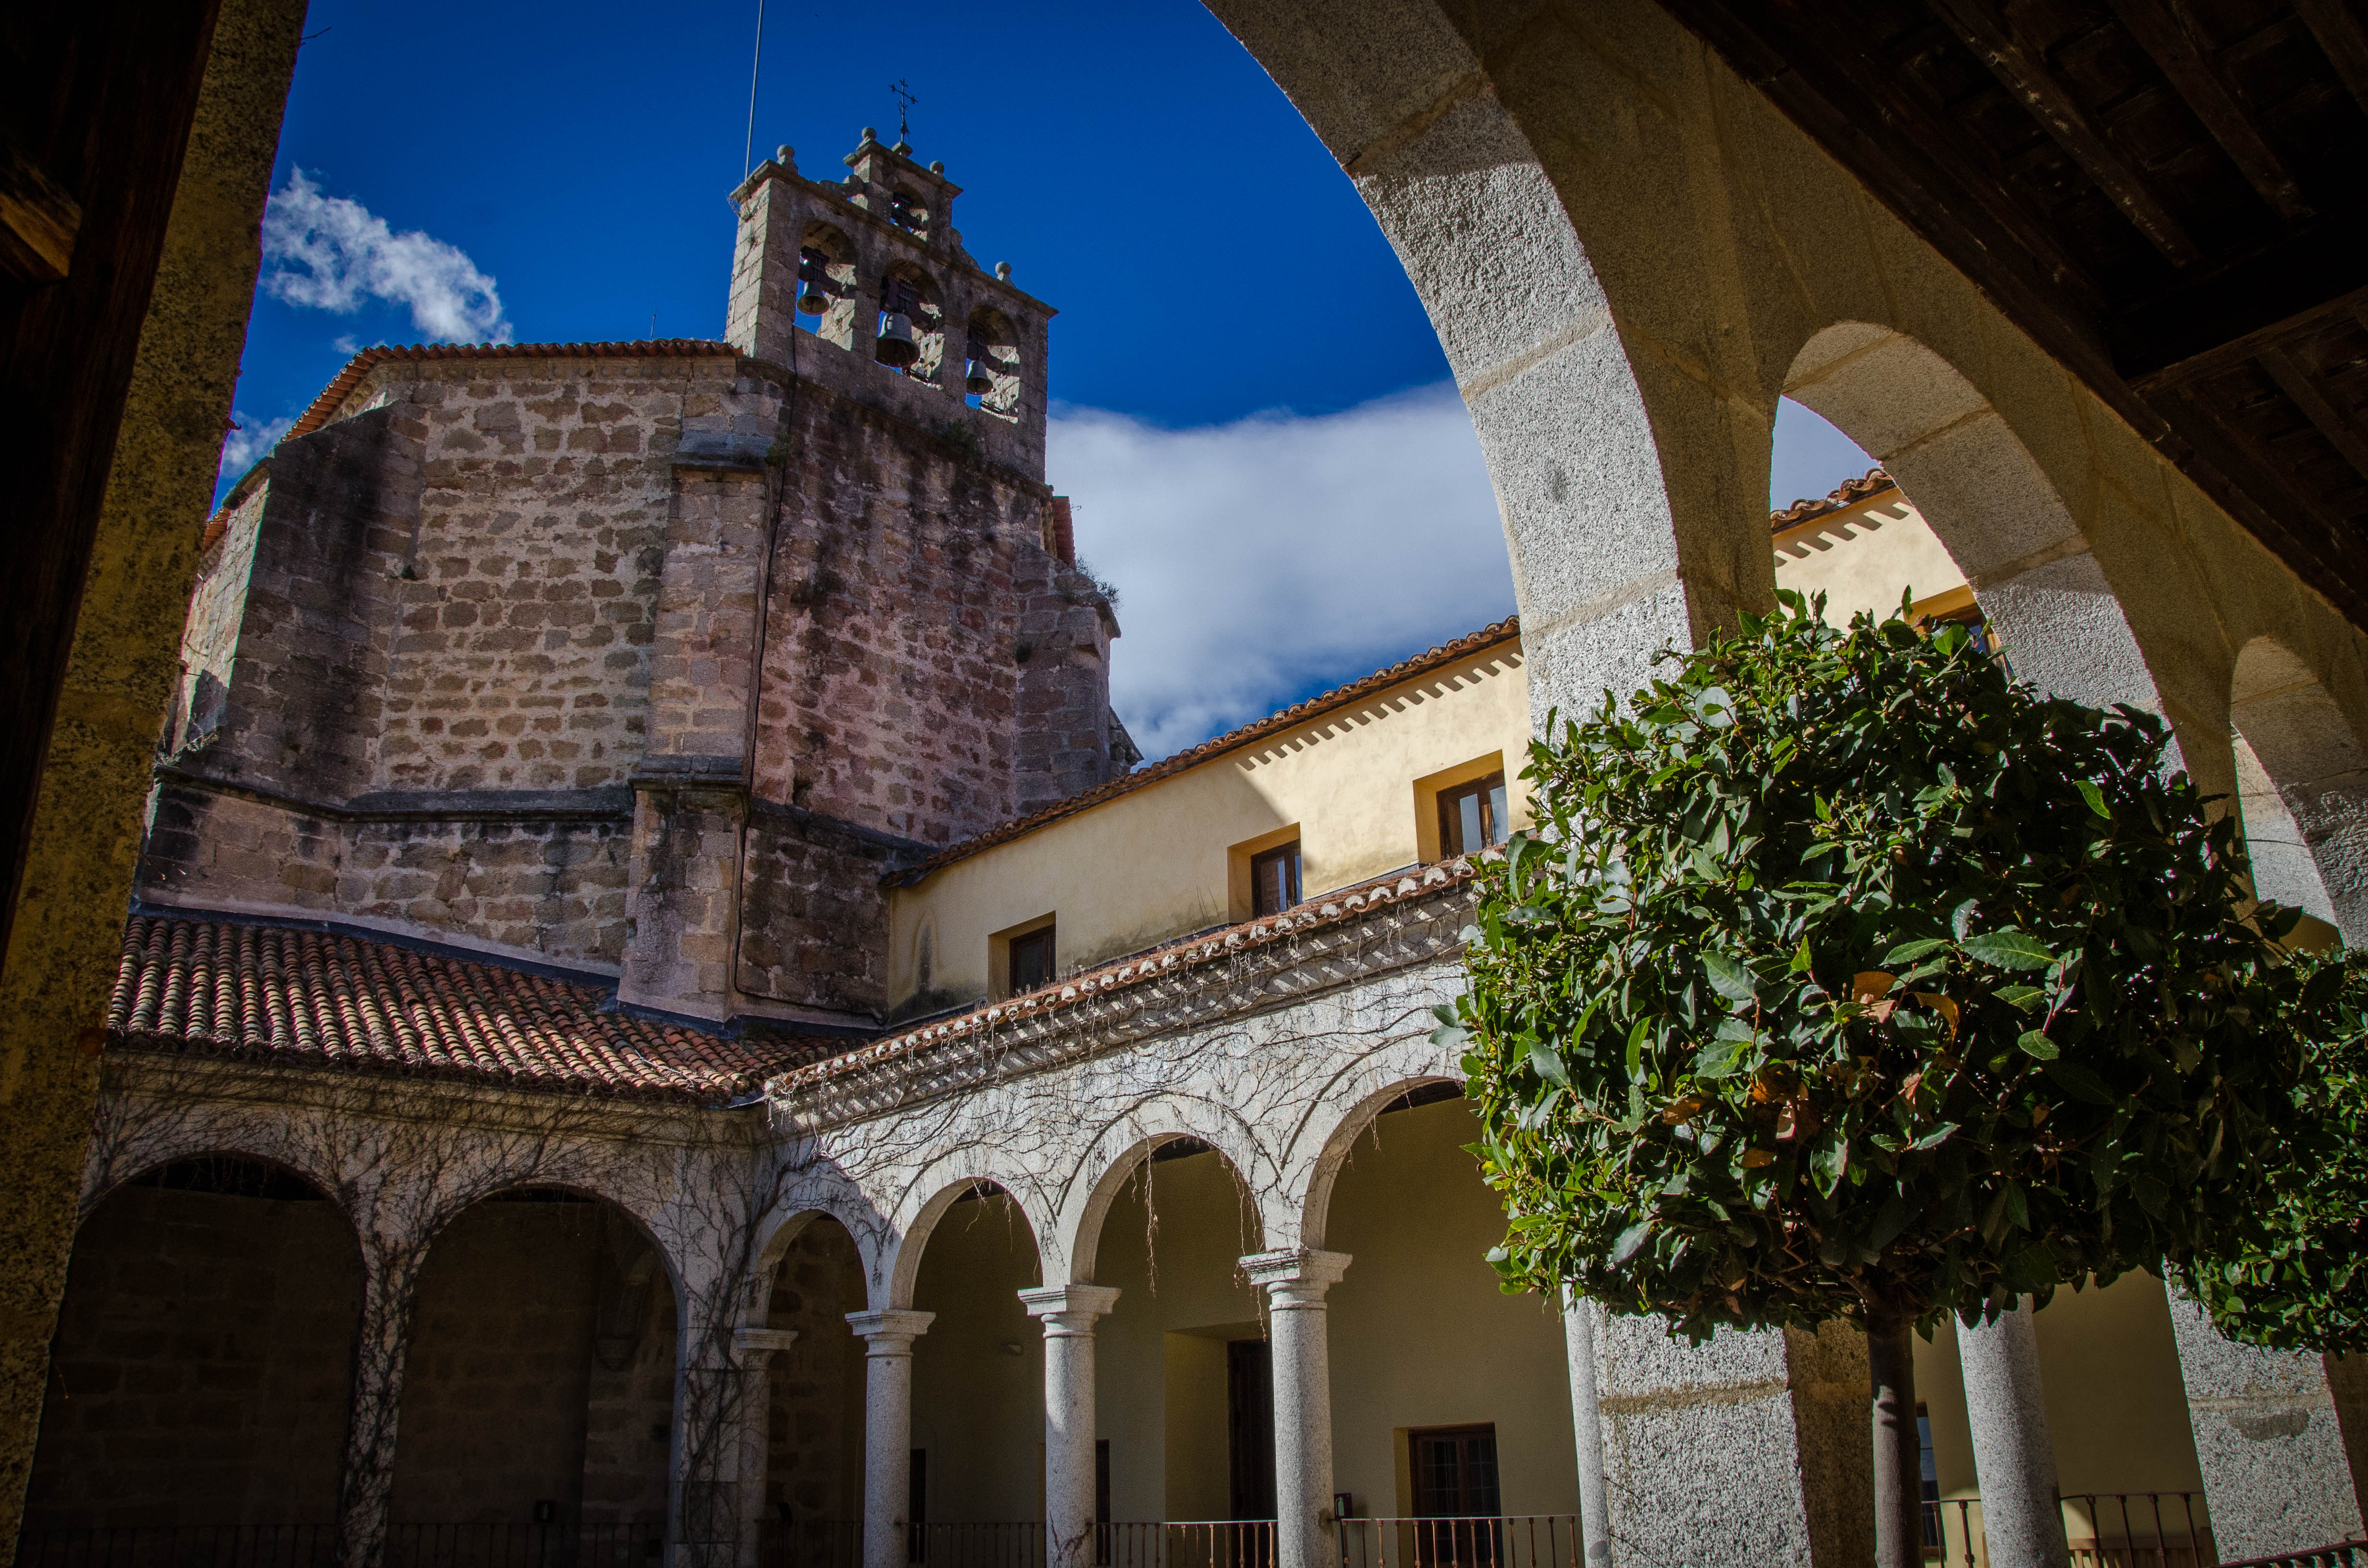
[{"x1": 725, "y1": 129, "x2": 1051, "y2": 478}]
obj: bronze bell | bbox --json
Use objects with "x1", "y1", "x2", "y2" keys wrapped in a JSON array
[
  {"x1": 876, "y1": 311, "x2": 919, "y2": 368},
  {"x1": 796, "y1": 248, "x2": 829, "y2": 316},
  {"x1": 964, "y1": 355, "x2": 993, "y2": 395}
]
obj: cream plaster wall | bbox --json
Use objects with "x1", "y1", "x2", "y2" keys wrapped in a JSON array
[
  {"x1": 909, "y1": 1192, "x2": 1047, "y2": 1525},
  {"x1": 1323, "y1": 1096, "x2": 1579, "y2": 1522},
  {"x1": 1772, "y1": 495, "x2": 1970, "y2": 629},
  {"x1": 1092, "y1": 1153, "x2": 1265, "y2": 1524},
  {"x1": 889, "y1": 647, "x2": 1530, "y2": 1013},
  {"x1": 1913, "y1": 1271, "x2": 2206, "y2": 1527}
]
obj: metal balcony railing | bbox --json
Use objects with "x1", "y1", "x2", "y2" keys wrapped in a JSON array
[
  {"x1": 1926, "y1": 1493, "x2": 2214, "y2": 1568},
  {"x1": 1334, "y1": 1516, "x2": 1583, "y2": 1568}
]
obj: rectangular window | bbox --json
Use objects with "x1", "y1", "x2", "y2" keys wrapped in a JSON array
[
  {"x1": 910, "y1": 1448, "x2": 928, "y2": 1563},
  {"x1": 1250, "y1": 843, "x2": 1302, "y2": 917},
  {"x1": 1410, "y1": 1426, "x2": 1501, "y2": 1568},
  {"x1": 1436, "y1": 772, "x2": 1509, "y2": 858},
  {"x1": 1009, "y1": 925, "x2": 1054, "y2": 994}
]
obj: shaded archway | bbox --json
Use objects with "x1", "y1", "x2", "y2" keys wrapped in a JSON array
[
  {"x1": 1073, "y1": 1131, "x2": 1267, "y2": 1531},
  {"x1": 2230, "y1": 636, "x2": 2368, "y2": 943},
  {"x1": 752, "y1": 1212, "x2": 872, "y2": 1554},
  {"x1": 387, "y1": 1186, "x2": 676, "y2": 1540},
  {"x1": 904, "y1": 1180, "x2": 1046, "y2": 1539},
  {"x1": 1314, "y1": 1081, "x2": 1579, "y2": 1534},
  {"x1": 23, "y1": 1154, "x2": 363, "y2": 1534}
]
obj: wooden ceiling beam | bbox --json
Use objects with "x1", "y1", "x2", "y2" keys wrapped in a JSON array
[
  {"x1": 2115, "y1": 216, "x2": 2368, "y2": 385},
  {"x1": 2294, "y1": 0, "x2": 2368, "y2": 119},
  {"x1": 1924, "y1": 0, "x2": 2201, "y2": 263},
  {"x1": 2260, "y1": 345, "x2": 2368, "y2": 477},
  {"x1": 2107, "y1": 0, "x2": 2313, "y2": 221}
]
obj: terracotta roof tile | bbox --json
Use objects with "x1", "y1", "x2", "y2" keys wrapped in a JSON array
[
  {"x1": 1770, "y1": 466, "x2": 1896, "y2": 531},
  {"x1": 109, "y1": 914, "x2": 837, "y2": 1103},
  {"x1": 897, "y1": 617, "x2": 1523, "y2": 882},
  {"x1": 777, "y1": 857, "x2": 1481, "y2": 1097}
]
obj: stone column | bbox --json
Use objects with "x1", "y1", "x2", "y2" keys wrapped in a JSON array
[
  {"x1": 1957, "y1": 1303, "x2": 2068, "y2": 1568},
  {"x1": 732, "y1": 1328, "x2": 800, "y2": 1568},
  {"x1": 1561, "y1": 1294, "x2": 1611, "y2": 1568},
  {"x1": 1019, "y1": 1285, "x2": 1122, "y2": 1568},
  {"x1": 2166, "y1": 1291, "x2": 2366, "y2": 1560},
  {"x1": 847, "y1": 1309, "x2": 936, "y2": 1568},
  {"x1": 1241, "y1": 1250, "x2": 1351, "y2": 1568},
  {"x1": 1592, "y1": 1313, "x2": 1870, "y2": 1568}
]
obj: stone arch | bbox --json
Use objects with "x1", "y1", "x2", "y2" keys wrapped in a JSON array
[
  {"x1": 2230, "y1": 636, "x2": 2368, "y2": 942},
  {"x1": 882, "y1": 1163, "x2": 1050, "y2": 1311},
  {"x1": 1295, "y1": 1073, "x2": 1463, "y2": 1254},
  {"x1": 878, "y1": 259, "x2": 946, "y2": 384},
  {"x1": 1058, "y1": 1101, "x2": 1270, "y2": 1286},
  {"x1": 1781, "y1": 323, "x2": 2171, "y2": 721},
  {"x1": 26, "y1": 1151, "x2": 366, "y2": 1531},
  {"x1": 797, "y1": 220, "x2": 860, "y2": 351},
  {"x1": 80, "y1": 1136, "x2": 350, "y2": 1225},
  {"x1": 747, "y1": 1184, "x2": 894, "y2": 1328},
  {"x1": 964, "y1": 305, "x2": 1022, "y2": 420}
]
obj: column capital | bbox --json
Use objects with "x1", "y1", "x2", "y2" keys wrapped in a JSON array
[
  {"x1": 733, "y1": 1326, "x2": 800, "y2": 1366},
  {"x1": 845, "y1": 1307, "x2": 935, "y2": 1354},
  {"x1": 1240, "y1": 1248, "x2": 1352, "y2": 1307},
  {"x1": 1018, "y1": 1283, "x2": 1122, "y2": 1336}
]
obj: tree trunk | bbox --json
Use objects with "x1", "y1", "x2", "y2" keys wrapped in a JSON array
[{"x1": 1867, "y1": 1304, "x2": 1924, "y2": 1568}]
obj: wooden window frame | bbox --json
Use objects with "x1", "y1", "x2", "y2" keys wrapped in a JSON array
[
  {"x1": 1249, "y1": 841, "x2": 1302, "y2": 917},
  {"x1": 1435, "y1": 771, "x2": 1508, "y2": 859}
]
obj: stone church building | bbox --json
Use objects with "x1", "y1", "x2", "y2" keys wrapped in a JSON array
[{"x1": 17, "y1": 110, "x2": 2368, "y2": 1568}]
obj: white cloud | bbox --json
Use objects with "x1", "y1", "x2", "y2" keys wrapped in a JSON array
[
  {"x1": 219, "y1": 410, "x2": 294, "y2": 483},
  {"x1": 1049, "y1": 383, "x2": 1515, "y2": 761},
  {"x1": 260, "y1": 169, "x2": 511, "y2": 343}
]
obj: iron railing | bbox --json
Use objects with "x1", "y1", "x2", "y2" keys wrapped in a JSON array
[
  {"x1": 1335, "y1": 1515, "x2": 1584, "y2": 1568},
  {"x1": 908, "y1": 1525, "x2": 1043, "y2": 1568},
  {"x1": 754, "y1": 1520, "x2": 860, "y2": 1568},
  {"x1": 1098, "y1": 1522, "x2": 1275, "y2": 1568},
  {"x1": 12, "y1": 1525, "x2": 666, "y2": 1568},
  {"x1": 1925, "y1": 1493, "x2": 2214, "y2": 1568}
]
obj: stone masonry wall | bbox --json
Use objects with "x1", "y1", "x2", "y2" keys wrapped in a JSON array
[
  {"x1": 388, "y1": 1196, "x2": 611, "y2": 1525},
  {"x1": 762, "y1": 1223, "x2": 869, "y2": 1526},
  {"x1": 731, "y1": 807, "x2": 906, "y2": 1015},
  {"x1": 1013, "y1": 560, "x2": 1124, "y2": 820},
  {"x1": 754, "y1": 389, "x2": 1093, "y2": 848},
  {"x1": 23, "y1": 1180, "x2": 361, "y2": 1528}
]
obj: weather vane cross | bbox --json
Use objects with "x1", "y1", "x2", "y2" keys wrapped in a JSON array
[{"x1": 889, "y1": 79, "x2": 917, "y2": 146}]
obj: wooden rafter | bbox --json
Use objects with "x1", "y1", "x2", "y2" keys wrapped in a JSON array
[
  {"x1": 2294, "y1": 0, "x2": 2368, "y2": 117},
  {"x1": 2107, "y1": 0, "x2": 2313, "y2": 221},
  {"x1": 2260, "y1": 345, "x2": 2368, "y2": 477},
  {"x1": 1924, "y1": 0, "x2": 2200, "y2": 264}
]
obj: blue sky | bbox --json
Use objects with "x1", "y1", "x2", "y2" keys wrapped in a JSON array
[{"x1": 226, "y1": 0, "x2": 1874, "y2": 757}]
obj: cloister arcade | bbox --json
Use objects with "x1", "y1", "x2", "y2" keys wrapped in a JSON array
[{"x1": 20, "y1": 3, "x2": 2368, "y2": 1567}]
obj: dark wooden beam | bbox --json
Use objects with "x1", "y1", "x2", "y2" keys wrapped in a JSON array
[
  {"x1": 2260, "y1": 344, "x2": 2368, "y2": 477},
  {"x1": 0, "y1": 131, "x2": 81, "y2": 283},
  {"x1": 2107, "y1": 0, "x2": 2313, "y2": 221},
  {"x1": 2116, "y1": 214, "x2": 2368, "y2": 385},
  {"x1": 1925, "y1": 0, "x2": 2202, "y2": 263},
  {"x1": 2292, "y1": 0, "x2": 2368, "y2": 122},
  {"x1": 2149, "y1": 384, "x2": 2368, "y2": 627}
]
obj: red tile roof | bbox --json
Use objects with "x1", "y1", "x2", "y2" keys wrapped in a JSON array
[
  {"x1": 778, "y1": 857, "x2": 1481, "y2": 1100},
  {"x1": 894, "y1": 616, "x2": 1524, "y2": 882},
  {"x1": 1770, "y1": 466, "x2": 1896, "y2": 530},
  {"x1": 108, "y1": 914, "x2": 834, "y2": 1102}
]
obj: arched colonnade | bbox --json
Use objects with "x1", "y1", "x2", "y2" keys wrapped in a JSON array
[{"x1": 1189, "y1": 1, "x2": 2368, "y2": 1563}]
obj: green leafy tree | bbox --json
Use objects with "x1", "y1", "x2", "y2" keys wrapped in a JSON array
[
  {"x1": 1440, "y1": 593, "x2": 2302, "y2": 1567},
  {"x1": 2176, "y1": 949, "x2": 2368, "y2": 1354}
]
